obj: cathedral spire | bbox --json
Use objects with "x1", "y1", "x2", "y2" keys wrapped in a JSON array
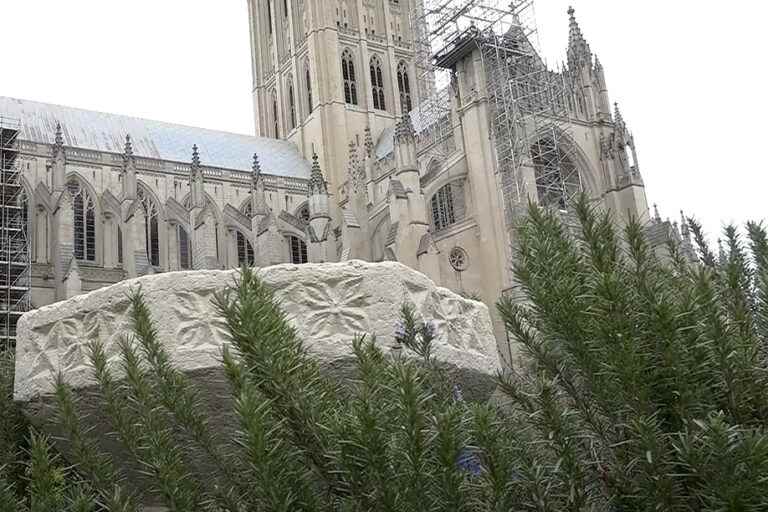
[
  {"x1": 567, "y1": 6, "x2": 592, "y2": 70},
  {"x1": 309, "y1": 153, "x2": 328, "y2": 196},
  {"x1": 122, "y1": 134, "x2": 137, "y2": 201},
  {"x1": 123, "y1": 134, "x2": 135, "y2": 163},
  {"x1": 251, "y1": 153, "x2": 262, "y2": 189},
  {"x1": 190, "y1": 144, "x2": 204, "y2": 208},
  {"x1": 52, "y1": 122, "x2": 64, "y2": 158}
]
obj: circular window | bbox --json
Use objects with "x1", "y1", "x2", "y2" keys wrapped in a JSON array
[{"x1": 449, "y1": 247, "x2": 469, "y2": 272}]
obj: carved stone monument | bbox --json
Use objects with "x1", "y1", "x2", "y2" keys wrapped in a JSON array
[{"x1": 15, "y1": 261, "x2": 501, "y2": 404}]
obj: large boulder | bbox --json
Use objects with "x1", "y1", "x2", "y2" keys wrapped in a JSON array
[{"x1": 15, "y1": 260, "x2": 501, "y2": 403}]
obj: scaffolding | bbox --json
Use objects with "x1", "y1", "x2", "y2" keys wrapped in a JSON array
[
  {"x1": 0, "y1": 116, "x2": 30, "y2": 353},
  {"x1": 412, "y1": 0, "x2": 580, "y2": 225}
]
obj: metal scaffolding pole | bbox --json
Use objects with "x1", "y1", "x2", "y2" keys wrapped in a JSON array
[{"x1": 0, "y1": 115, "x2": 31, "y2": 357}]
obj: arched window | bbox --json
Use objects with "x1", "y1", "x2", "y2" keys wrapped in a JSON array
[
  {"x1": 288, "y1": 235, "x2": 308, "y2": 264},
  {"x1": 397, "y1": 61, "x2": 412, "y2": 113},
  {"x1": 137, "y1": 187, "x2": 160, "y2": 267},
  {"x1": 370, "y1": 55, "x2": 386, "y2": 111},
  {"x1": 430, "y1": 181, "x2": 466, "y2": 232},
  {"x1": 271, "y1": 89, "x2": 280, "y2": 138},
  {"x1": 287, "y1": 75, "x2": 297, "y2": 131},
  {"x1": 341, "y1": 49, "x2": 358, "y2": 105},
  {"x1": 236, "y1": 231, "x2": 255, "y2": 267},
  {"x1": 67, "y1": 179, "x2": 96, "y2": 262},
  {"x1": 178, "y1": 225, "x2": 191, "y2": 270},
  {"x1": 305, "y1": 61, "x2": 313, "y2": 114},
  {"x1": 530, "y1": 137, "x2": 582, "y2": 210}
]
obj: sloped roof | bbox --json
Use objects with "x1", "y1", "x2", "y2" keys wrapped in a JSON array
[{"x1": 0, "y1": 96, "x2": 310, "y2": 179}]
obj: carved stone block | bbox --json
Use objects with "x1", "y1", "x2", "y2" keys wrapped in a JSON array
[{"x1": 15, "y1": 260, "x2": 501, "y2": 403}]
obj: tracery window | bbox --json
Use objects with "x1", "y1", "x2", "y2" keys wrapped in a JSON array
[
  {"x1": 137, "y1": 187, "x2": 160, "y2": 267},
  {"x1": 530, "y1": 137, "x2": 582, "y2": 211},
  {"x1": 370, "y1": 55, "x2": 386, "y2": 111},
  {"x1": 430, "y1": 181, "x2": 466, "y2": 232},
  {"x1": 341, "y1": 49, "x2": 358, "y2": 105},
  {"x1": 397, "y1": 61, "x2": 412, "y2": 113},
  {"x1": 67, "y1": 179, "x2": 96, "y2": 262},
  {"x1": 178, "y1": 225, "x2": 191, "y2": 270},
  {"x1": 288, "y1": 235, "x2": 308, "y2": 264},
  {"x1": 236, "y1": 230, "x2": 256, "y2": 267}
]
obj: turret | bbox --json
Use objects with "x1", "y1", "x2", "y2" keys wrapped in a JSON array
[
  {"x1": 51, "y1": 122, "x2": 66, "y2": 193},
  {"x1": 121, "y1": 134, "x2": 137, "y2": 201},
  {"x1": 189, "y1": 145, "x2": 205, "y2": 209}
]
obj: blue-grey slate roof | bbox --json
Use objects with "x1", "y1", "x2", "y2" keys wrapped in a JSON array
[{"x1": 0, "y1": 96, "x2": 310, "y2": 179}]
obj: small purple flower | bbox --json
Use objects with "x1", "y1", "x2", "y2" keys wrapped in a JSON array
[
  {"x1": 422, "y1": 320, "x2": 437, "y2": 339},
  {"x1": 394, "y1": 321, "x2": 406, "y2": 341},
  {"x1": 452, "y1": 384, "x2": 464, "y2": 403},
  {"x1": 457, "y1": 448, "x2": 483, "y2": 476}
]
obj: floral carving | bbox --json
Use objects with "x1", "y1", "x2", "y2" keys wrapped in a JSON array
[
  {"x1": 285, "y1": 275, "x2": 371, "y2": 338},
  {"x1": 170, "y1": 291, "x2": 227, "y2": 352},
  {"x1": 425, "y1": 290, "x2": 481, "y2": 352}
]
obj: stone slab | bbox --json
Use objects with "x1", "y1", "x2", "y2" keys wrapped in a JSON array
[{"x1": 15, "y1": 260, "x2": 501, "y2": 402}]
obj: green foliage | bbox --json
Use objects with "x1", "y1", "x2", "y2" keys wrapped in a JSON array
[
  {"x1": 497, "y1": 197, "x2": 768, "y2": 510},
  {"x1": 0, "y1": 197, "x2": 766, "y2": 510}
]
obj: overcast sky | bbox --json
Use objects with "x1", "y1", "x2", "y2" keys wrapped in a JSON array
[{"x1": 1, "y1": 1, "x2": 765, "y2": 239}]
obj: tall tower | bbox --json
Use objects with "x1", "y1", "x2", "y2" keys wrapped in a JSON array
[{"x1": 246, "y1": 0, "x2": 420, "y2": 217}]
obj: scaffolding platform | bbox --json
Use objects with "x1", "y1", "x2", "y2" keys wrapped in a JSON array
[{"x1": 0, "y1": 115, "x2": 31, "y2": 353}]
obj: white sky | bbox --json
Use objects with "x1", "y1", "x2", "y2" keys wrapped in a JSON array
[{"x1": 1, "y1": 1, "x2": 766, "y2": 239}]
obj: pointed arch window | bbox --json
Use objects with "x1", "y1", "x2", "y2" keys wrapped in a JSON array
[
  {"x1": 67, "y1": 180, "x2": 96, "y2": 262},
  {"x1": 430, "y1": 181, "x2": 466, "y2": 232},
  {"x1": 137, "y1": 187, "x2": 160, "y2": 267},
  {"x1": 397, "y1": 61, "x2": 412, "y2": 113},
  {"x1": 236, "y1": 231, "x2": 256, "y2": 267},
  {"x1": 305, "y1": 61, "x2": 313, "y2": 114},
  {"x1": 530, "y1": 137, "x2": 582, "y2": 210},
  {"x1": 288, "y1": 235, "x2": 308, "y2": 264},
  {"x1": 370, "y1": 55, "x2": 386, "y2": 111},
  {"x1": 271, "y1": 89, "x2": 280, "y2": 138},
  {"x1": 341, "y1": 49, "x2": 358, "y2": 105},
  {"x1": 178, "y1": 225, "x2": 191, "y2": 270},
  {"x1": 286, "y1": 74, "x2": 297, "y2": 131}
]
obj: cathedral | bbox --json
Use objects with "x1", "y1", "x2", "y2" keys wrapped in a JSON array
[{"x1": 0, "y1": 1, "x2": 677, "y2": 342}]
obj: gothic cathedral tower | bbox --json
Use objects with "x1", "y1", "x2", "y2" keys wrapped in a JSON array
[{"x1": 247, "y1": 0, "x2": 420, "y2": 222}]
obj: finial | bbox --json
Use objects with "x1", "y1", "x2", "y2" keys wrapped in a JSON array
[
  {"x1": 364, "y1": 127, "x2": 374, "y2": 158},
  {"x1": 653, "y1": 203, "x2": 661, "y2": 223},
  {"x1": 52, "y1": 122, "x2": 65, "y2": 158},
  {"x1": 309, "y1": 152, "x2": 327, "y2": 196},
  {"x1": 567, "y1": 5, "x2": 591, "y2": 69},
  {"x1": 124, "y1": 134, "x2": 133, "y2": 157},
  {"x1": 395, "y1": 113, "x2": 416, "y2": 143},
  {"x1": 191, "y1": 144, "x2": 200, "y2": 168},
  {"x1": 54, "y1": 122, "x2": 63, "y2": 146},
  {"x1": 679, "y1": 210, "x2": 690, "y2": 237},
  {"x1": 252, "y1": 153, "x2": 261, "y2": 175}
]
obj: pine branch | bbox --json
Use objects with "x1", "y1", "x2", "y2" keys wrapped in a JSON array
[{"x1": 53, "y1": 374, "x2": 138, "y2": 512}]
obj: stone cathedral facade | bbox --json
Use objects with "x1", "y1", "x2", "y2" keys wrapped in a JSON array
[{"x1": 1, "y1": 2, "x2": 664, "y2": 340}]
